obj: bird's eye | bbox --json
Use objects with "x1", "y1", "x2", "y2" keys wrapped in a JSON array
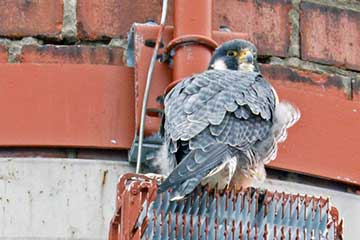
[{"x1": 226, "y1": 50, "x2": 238, "y2": 57}]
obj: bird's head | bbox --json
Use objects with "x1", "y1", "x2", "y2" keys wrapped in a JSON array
[{"x1": 208, "y1": 39, "x2": 259, "y2": 72}]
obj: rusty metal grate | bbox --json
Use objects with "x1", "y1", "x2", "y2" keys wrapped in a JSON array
[{"x1": 109, "y1": 174, "x2": 343, "y2": 240}]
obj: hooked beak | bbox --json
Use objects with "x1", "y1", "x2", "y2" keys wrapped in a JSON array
[{"x1": 238, "y1": 49, "x2": 254, "y2": 64}]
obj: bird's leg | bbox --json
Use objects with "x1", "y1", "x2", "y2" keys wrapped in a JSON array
[
  {"x1": 229, "y1": 171, "x2": 253, "y2": 191},
  {"x1": 229, "y1": 162, "x2": 267, "y2": 191}
]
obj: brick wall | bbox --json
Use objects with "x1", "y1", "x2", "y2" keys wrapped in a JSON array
[{"x1": 0, "y1": 0, "x2": 358, "y2": 84}]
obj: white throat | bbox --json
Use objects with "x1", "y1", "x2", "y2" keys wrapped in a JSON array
[
  {"x1": 210, "y1": 59, "x2": 256, "y2": 72},
  {"x1": 211, "y1": 59, "x2": 228, "y2": 70},
  {"x1": 238, "y1": 63, "x2": 255, "y2": 72}
]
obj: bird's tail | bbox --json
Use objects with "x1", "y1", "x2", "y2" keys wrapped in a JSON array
[
  {"x1": 158, "y1": 144, "x2": 230, "y2": 200},
  {"x1": 272, "y1": 101, "x2": 300, "y2": 143}
]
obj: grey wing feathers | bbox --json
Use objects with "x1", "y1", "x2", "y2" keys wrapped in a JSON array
[
  {"x1": 249, "y1": 100, "x2": 300, "y2": 165},
  {"x1": 158, "y1": 144, "x2": 231, "y2": 195},
  {"x1": 159, "y1": 70, "x2": 277, "y2": 194},
  {"x1": 164, "y1": 70, "x2": 275, "y2": 154}
]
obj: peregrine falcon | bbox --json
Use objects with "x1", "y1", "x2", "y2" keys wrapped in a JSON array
[{"x1": 157, "y1": 39, "x2": 300, "y2": 199}]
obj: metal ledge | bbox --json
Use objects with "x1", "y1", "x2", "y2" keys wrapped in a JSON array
[{"x1": 0, "y1": 63, "x2": 134, "y2": 149}]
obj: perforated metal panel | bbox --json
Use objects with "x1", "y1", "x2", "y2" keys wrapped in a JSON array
[{"x1": 109, "y1": 174, "x2": 343, "y2": 240}]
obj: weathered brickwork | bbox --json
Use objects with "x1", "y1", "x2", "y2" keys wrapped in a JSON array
[
  {"x1": 301, "y1": 1, "x2": 360, "y2": 71},
  {"x1": 76, "y1": 0, "x2": 174, "y2": 40},
  {"x1": 76, "y1": 0, "x2": 291, "y2": 57},
  {"x1": 0, "y1": 0, "x2": 357, "y2": 113},
  {"x1": 0, "y1": 45, "x2": 8, "y2": 62},
  {"x1": 0, "y1": 0, "x2": 63, "y2": 38},
  {"x1": 214, "y1": 0, "x2": 292, "y2": 57},
  {"x1": 22, "y1": 45, "x2": 124, "y2": 65}
]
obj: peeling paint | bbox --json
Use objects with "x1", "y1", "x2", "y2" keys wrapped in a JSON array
[{"x1": 0, "y1": 158, "x2": 134, "y2": 239}]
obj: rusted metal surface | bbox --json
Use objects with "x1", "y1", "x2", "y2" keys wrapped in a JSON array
[
  {"x1": 109, "y1": 174, "x2": 343, "y2": 240},
  {"x1": 129, "y1": 24, "x2": 248, "y2": 135},
  {"x1": 259, "y1": 64, "x2": 360, "y2": 186},
  {"x1": 0, "y1": 63, "x2": 134, "y2": 149},
  {"x1": 109, "y1": 173, "x2": 158, "y2": 240},
  {"x1": 165, "y1": 34, "x2": 218, "y2": 93},
  {"x1": 268, "y1": 79, "x2": 360, "y2": 186},
  {"x1": 166, "y1": 34, "x2": 218, "y2": 53},
  {"x1": 130, "y1": 24, "x2": 173, "y2": 136}
]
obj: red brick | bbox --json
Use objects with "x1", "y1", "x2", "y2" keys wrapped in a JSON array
[
  {"x1": 0, "y1": 45, "x2": 8, "y2": 63},
  {"x1": 77, "y1": 0, "x2": 174, "y2": 39},
  {"x1": 214, "y1": 0, "x2": 292, "y2": 57},
  {"x1": 301, "y1": 2, "x2": 360, "y2": 71},
  {"x1": 77, "y1": 0, "x2": 291, "y2": 57},
  {"x1": 21, "y1": 45, "x2": 124, "y2": 65},
  {"x1": 0, "y1": 0, "x2": 63, "y2": 38}
]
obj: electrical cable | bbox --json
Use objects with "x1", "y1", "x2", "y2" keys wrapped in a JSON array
[{"x1": 136, "y1": 0, "x2": 168, "y2": 173}]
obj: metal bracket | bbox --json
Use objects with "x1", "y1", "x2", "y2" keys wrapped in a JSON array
[{"x1": 166, "y1": 34, "x2": 218, "y2": 54}]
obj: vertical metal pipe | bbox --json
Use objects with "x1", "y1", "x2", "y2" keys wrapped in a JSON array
[{"x1": 173, "y1": 0, "x2": 214, "y2": 81}]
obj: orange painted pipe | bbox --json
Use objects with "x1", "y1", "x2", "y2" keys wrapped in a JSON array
[{"x1": 173, "y1": 0, "x2": 214, "y2": 81}]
